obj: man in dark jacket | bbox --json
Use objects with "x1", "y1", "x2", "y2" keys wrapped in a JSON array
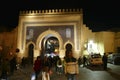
[{"x1": 102, "y1": 53, "x2": 108, "y2": 70}]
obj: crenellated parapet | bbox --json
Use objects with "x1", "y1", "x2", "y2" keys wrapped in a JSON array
[{"x1": 20, "y1": 8, "x2": 83, "y2": 15}]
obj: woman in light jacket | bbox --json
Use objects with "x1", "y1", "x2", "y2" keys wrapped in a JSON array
[{"x1": 64, "y1": 51, "x2": 79, "y2": 80}]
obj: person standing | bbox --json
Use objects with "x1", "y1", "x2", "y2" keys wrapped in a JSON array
[
  {"x1": 65, "y1": 51, "x2": 79, "y2": 80},
  {"x1": 42, "y1": 56, "x2": 51, "y2": 80},
  {"x1": 33, "y1": 56, "x2": 42, "y2": 80},
  {"x1": 78, "y1": 56, "x2": 82, "y2": 67},
  {"x1": 83, "y1": 55, "x2": 87, "y2": 67},
  {"x1": 102, "y1": 53, "x2": 108, "y2": 70},
  {"x1": 9, "y1": 56, "x2": 17, "y2": 75},
  {"x1": 0, "y1": 58, "x2": 10, "y2": 79},
  {"x1": 21, "y1": 57, "x2": 26, "y2": 68},
  {"x1": 57, "y1": 57, "x2": 63, "y2": 74}
]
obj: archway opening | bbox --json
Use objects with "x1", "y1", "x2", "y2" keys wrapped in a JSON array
[
  {"x1": 41, "y1": 35, "x2": 59, "y2": 58},
  {"x1": 45, "y1": 37, "x2": 59, "y2": 54},
  {"x1": 28, "y1": 43, "x2": 34, "y2": 64},
  {"x1": 65, "y1": 43, "x2": 72, "y2": 57}
]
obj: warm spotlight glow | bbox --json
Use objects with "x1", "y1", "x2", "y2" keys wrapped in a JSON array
[{"x1": 87, "y1": 40, "x2": 99, "y2": 54}]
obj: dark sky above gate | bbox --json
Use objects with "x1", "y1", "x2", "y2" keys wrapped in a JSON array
[{"x1": 0, "y1": 0, "x2": 120, "y2": 32}]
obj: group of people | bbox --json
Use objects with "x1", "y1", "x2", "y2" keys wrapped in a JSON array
[
  {"x1": 77, "y1": 53, "x2": 108, "y2": 70},
  {"x1": 33, "y1": 50, "x2": 79, "y2": 80},
  {"x1": 0, "y1": 56, "x2": 17, "y2": 79},
  {"x1": 77, "y1": 55, "x2": 88, "y2": 67},
  {"x1": 33, "y1": 51, "x2": 108, "y2": 80},
  {"x1": 33, "y1": 55, "x2": 52, "y2": 80}
]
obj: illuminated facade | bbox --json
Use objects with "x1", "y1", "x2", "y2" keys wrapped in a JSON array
[
  {"x1": 0, "y1": 9, "x2": 117, "y2": 61},
  {"x1": 17, "y1": 9, "x2": 83, "y2": 59}
]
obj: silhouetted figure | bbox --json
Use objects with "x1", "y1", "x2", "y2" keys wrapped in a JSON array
[
  {"x1": 83, "y1": 55, "x2": 87, "y2": 67},
  {"x1": 33, "y1": 56, "x2": 42, "y2": 80},
  {"x1": 78, "y1": 56, "x2": 82, "y2": 67},
  {"x1": 56, "y1": 57, "x2": 63, "y2": 74},
  {"x1": 102, "y1": 53, "x2": 108, "y2": 70},
  {"x1": 9, "y1": 56, "x2": 17, "y2": 75},
  {"x1": 54, "y1": 56, "x2": 60, "y2": 72},
  {"x1": 0, "y1": 58, "x2": 10, "y2": 79},
  {"x1": 21, "y1": 57, "x2": 26, "y2": 68},
  {"x1": 42, "y1": 56, "x2": 52, "y2": 80}
]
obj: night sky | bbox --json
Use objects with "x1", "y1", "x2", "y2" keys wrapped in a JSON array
[{"x1": 0, "y1": 0, "x2": 120, "y2": 32}]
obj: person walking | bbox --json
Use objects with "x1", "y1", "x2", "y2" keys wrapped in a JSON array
[
  {"x1": 33, "y1": 56, "x2": 42, "y2": 80},
  {"x1": 42, "y1": 56, "x2": 51, "y2": 80},
  {"x1": 65, "y1": 51, "x2": 79, "y2": 80},
  {"x1": 102, "y1": 53, "x2": 108, "y2": 70}
]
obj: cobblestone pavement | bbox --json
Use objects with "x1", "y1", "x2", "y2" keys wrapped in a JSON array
[{"x1": 4, "y1": 63, "x2": 120, "y2": 80}]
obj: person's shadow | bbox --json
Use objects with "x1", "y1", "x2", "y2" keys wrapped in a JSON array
[
  {"x1": 107, "y1": 68, "x2": 120, "y2": 80},
  {"x1": 86, "y1": 65, "x2": 104, "y2": 71}
]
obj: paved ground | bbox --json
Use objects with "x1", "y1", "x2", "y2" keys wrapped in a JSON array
[{"x1": 2, "y1": 63, "x2": 120, "y2": 80}]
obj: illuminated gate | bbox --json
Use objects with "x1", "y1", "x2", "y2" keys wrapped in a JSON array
[{"x1": 17, "y1": 9, "x2": 83, "y2": 59}]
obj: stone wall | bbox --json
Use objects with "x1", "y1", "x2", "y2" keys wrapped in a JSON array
[{"x1": 0, "y1": 28, "x2": 18, "y2": 59}]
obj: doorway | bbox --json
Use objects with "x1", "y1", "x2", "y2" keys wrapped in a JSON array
[
  {"x1": 28, "y1": 43, "x2": 34, "y2": 64},
  {"x1": 65, "y1": 43, "x2": 72, "y2": 57}
]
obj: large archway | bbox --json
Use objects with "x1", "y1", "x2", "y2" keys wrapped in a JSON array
[
  {"x1": 36, "y1": 29, "x2": 64, "y2": 57},
  {"x1": 41, "y1": 36, "x2": 59, "y2": 57}
]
